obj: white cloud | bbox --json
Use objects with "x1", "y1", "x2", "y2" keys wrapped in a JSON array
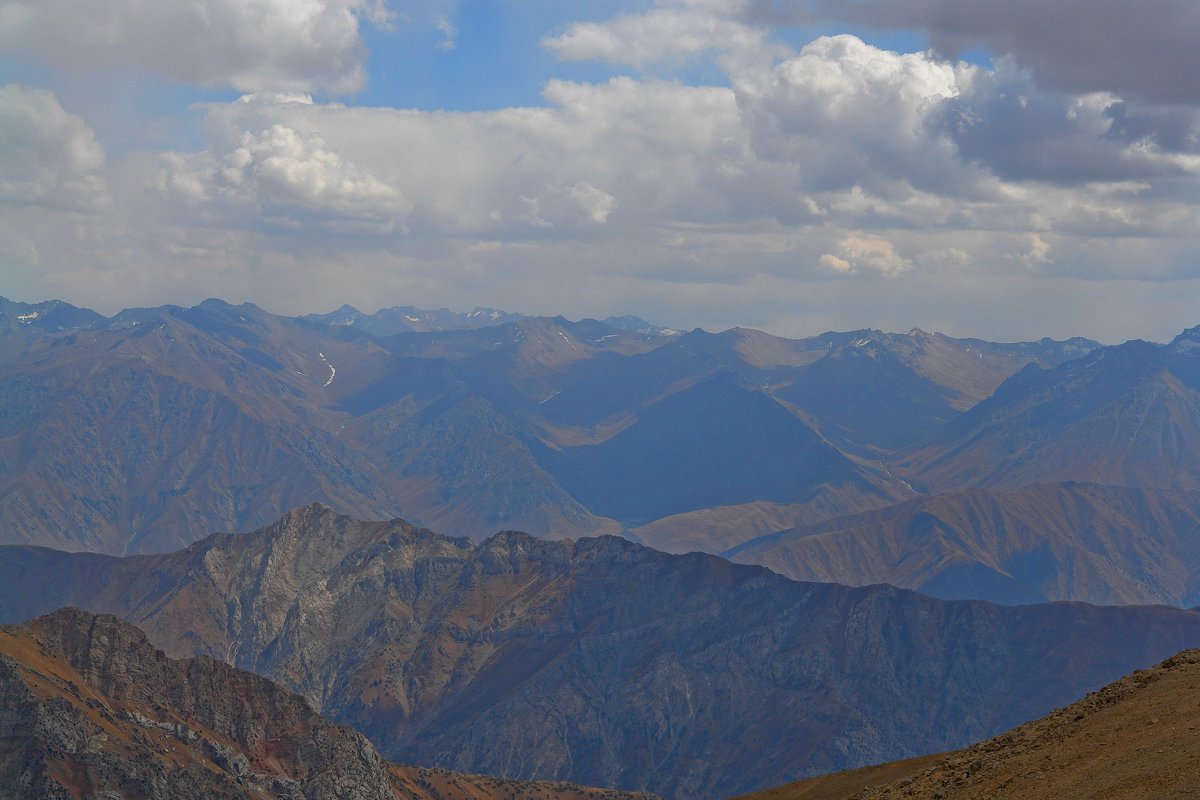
[
  {"x1": 820, "y1": 236, "x2": 912, "y2": 276},
  {"x1": 736, "y1": 35, "x2": 975, "y2": 196},
  {"x1": 157, "y1": 123, "x2": 410, "y2": 228},
  {"x1": 1016, "y1": 233, "x2": 1052, "y2": 268},
  {"x1": 170, "y1": 77, "x2": 745, "y2": 237},
  {"x1": 0, "y1": 84, "x2": 108, "y2": 211},
  {"x1": 0, "y1": 0, "x2": 385, "y2": 93}
]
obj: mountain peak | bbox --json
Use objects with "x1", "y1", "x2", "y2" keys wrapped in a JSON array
[{"x1": 1170, "y1": 324, "x2": 1200, "y2": 354}]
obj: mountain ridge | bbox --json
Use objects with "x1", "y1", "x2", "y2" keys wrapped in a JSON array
[
  {"x1": 4, "y1": 505, "x2": 1200, "y2": 798},
  {"x1": 725, "y1": 482, "x2": 1200, "y2": 606}
]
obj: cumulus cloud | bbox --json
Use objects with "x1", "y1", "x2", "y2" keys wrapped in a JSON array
[
  {"x1": 0, "y1": 84, "x2": 108, "y2": 211},
  {"x1": 736, "y1": 35, "x2": 974, "y2": 198},
  {"x1": 157, "y1": 122, "x2": 410, "y2": 228},
  {"x1": 819, "y1": 236, "x2": 912, "y2": 276},
  {"x1": 0, "y1": 0, "x2": 385, "y2": 92},
  {"x1": 755, "y1": 0, "x2": 1200, "y2": 104},
  {"x1": 170, "y1": 77, "x2": 745, "y2": 238}
]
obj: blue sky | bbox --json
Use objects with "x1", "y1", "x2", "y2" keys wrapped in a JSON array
[{"x1": 1, "y1": 0, "x2": 1198, "y2": 342}]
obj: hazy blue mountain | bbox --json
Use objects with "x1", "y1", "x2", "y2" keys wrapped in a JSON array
[{"x1": 897, "y1": 332, "x2": 1200, "y2": 492}]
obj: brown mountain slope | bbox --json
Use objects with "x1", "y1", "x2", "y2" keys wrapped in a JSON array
[
  {"x1": 0, "y1": 301, "x2": 626, "y2": 553},
  {"x1": 726, "y1": 483, "x2": 1200, "y2": 605},
  {"x1": 0, "y1": 607, "x2": 656, "y2": 800},
  {"x1": 4, "y1": 506, "x2": 1200, "y2": 798},
  {"x1": 1, "y1": 296, "x2": 1096, "y2": 555},
  {"x1": 897, "y1": 331, "x2": 1200, "y2": 493},
  {"x1": 738, "y1": 649, "x2": 1200, "y2": 800}
]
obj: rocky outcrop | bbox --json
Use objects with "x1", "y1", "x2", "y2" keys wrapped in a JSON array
[{"x1": 0, "y1": 607, "x2": 658, "y2": 800}]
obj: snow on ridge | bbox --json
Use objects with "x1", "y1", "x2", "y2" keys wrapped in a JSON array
[
  {"x1": 556, "y1": 329, "x2": 579, "y2": 352},
  {"x1": 318, "y1": 352, "x2": 335, "y2": 387}
]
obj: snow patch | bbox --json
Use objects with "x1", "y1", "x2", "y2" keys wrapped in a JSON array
[
  {"x1": 557, "y1": 330, "x2": 579, "y2": 352},
  {"x1": 16, "y1": 311, "x2": 38, "y2": 323},
  {"x1": 318, "y1": 352, "x2": 335, "y2": 387}
]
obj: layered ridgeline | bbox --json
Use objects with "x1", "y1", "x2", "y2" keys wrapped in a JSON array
[
  {"x1": 726, "y1": 483, "x2": 1200, "y2": 606},
  {"x1": 0, "y1": 607, "x2": 656, "y2": 800},
  {"x1": 4, "y1": 506, "x2": 1200, "y2": 799},
  {"x1": 721, "y1": 329, "x2": 1200, "y2": 605},
  {"x1": 0, "y1": 296, "x2": 1093, "y2": 555},
  {"x1": 739, "y1": 650, "x2": 1200, "y2": 800},
  {"x1": 896, "y1": 326, "x2": 1200, "y2": 492}
]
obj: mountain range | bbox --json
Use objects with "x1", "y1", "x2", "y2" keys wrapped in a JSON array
[
  {"x1": 4, "y1": 505, "x2": 1200, "y2": 798},
  {"x1": 0, "y1": 295, "x2": 1099, "y2": 559}
]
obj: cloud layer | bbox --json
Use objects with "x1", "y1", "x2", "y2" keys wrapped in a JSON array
[{"x1": 2, "y1": 1, "x2": 1200, "y2": 342}]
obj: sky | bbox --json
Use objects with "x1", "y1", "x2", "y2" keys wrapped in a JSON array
[{"x1": 1, "y1": 0, "x2": 1199, "y2": 343}]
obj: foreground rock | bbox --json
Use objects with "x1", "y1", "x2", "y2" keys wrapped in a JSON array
[{"x1": 0, "y1": 607, "x2": 657, "y2": 800}]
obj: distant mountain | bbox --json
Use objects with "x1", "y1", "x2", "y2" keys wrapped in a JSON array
[
  {"x1": 533, "y1": 371, "x2": 900, "y2": 524},
  {"x1": 0, "y1": 607, "x2": 656, "y2": 800},
  {"x1": 600, "y1": 315, "x2": 680, "y2": 337},
  {"x1": 0, "y1": 301, "x2": 640, "y2": 553},
  {"x1": 304, "y1": 303, "x2": 530, "y2": 335},
  {"x1": 0, "y1": 295, "x2": 1103, "y2": 554},
  {"x1": 726, "y1": 483, "x2": 1200, "y2": 605},
  {"x1": 4, "y1": 505, "x2": 1200, "y2": 799},
  {"x1": 897, "y1": 331, "x2": 1200, "y2": 492},
  {"x1": 0, "y1": 296, "x2": 105, "y2": 333},
  {"x1": 739, "y1": 649, "x2": 1200, "y2": 800}
]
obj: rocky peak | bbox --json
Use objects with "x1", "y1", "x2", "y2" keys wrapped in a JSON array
[{"x1": 1170, "y1": 324, "x2": 1200, "y2": 354}]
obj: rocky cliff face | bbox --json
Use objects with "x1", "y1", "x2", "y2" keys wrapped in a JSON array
[
  {"x1": 0, "y1": 607, "x2": 657, "y2": 800},
  {"x1": 4, "y1": 506, "x2": 1200, "y2": 799}
]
